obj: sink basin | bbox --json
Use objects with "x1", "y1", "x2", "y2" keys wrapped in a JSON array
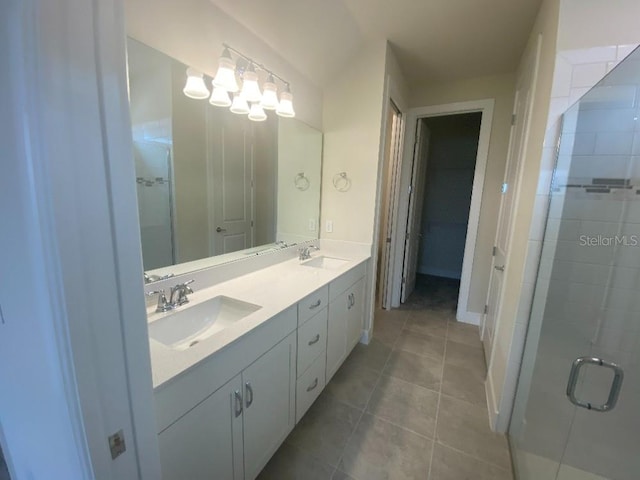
[
  {"x1": 149, "y1": 296, "x2": 261, "y2": 350},
  {"x1": 301, "y1": 256, "x2": 349, "y2": 270}
]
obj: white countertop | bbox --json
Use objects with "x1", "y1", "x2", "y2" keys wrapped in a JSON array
[{"x1": 148, "y1": 249, "x2": 369, "y2": 389}]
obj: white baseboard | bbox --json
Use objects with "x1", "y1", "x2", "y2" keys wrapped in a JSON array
[
  {"x1": 456, "y1": 310, "x2": 481, "y2": 325},
  {"x1": 486, "y1": 373, "x2": 499, "y2": 431}
]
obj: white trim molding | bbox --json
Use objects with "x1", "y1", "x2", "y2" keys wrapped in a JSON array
[{"x1": 393, "y1": 99, "x2": 495, "y2": 325}]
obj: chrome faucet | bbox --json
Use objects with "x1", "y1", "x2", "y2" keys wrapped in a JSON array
[
  {"x1": 298, "y1": 245, "x2": 320, "y2": 261},
  {"x1": 146, "y1": 289, "x2": 172, "y2": 313},
  {"x1": 169, "y1": 280, "x2": 195, "y2": 307},
  {"x1": 146, "y1": 279, "x2": 195, "y2": 313}
]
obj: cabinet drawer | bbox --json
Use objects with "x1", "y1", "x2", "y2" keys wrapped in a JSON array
[
  {"x1": 297, "y1": 308, "x2": 328, "y2": 377},
  {"x1": 329, "y1": 262, "x2": 366, "y2": 301},
  {"x1": 296, "y1": 353, "x2": 326, "y2": 422},
  {"x1": 298, "y1": 285, "x2": 329, "y2": 325}
]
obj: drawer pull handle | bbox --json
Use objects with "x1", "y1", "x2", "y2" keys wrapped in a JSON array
[
  {"x1": 234, "y1": 390, "x2": 243, "y2": 417},
  {"x1": 309, "y1": 299, "x2": 322, "y2": 309},
  {"x1": 245, "y1": 382, "x2": 254, "y2": 408},
  {"x1": 308, "y1": 334, "x2": 321, "y2": 346},
  {"x1": 306, "y1": 378, "x2": 319, "y2": 392}
]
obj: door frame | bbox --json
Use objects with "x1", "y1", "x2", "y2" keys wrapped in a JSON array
[{"x1": 391, "y1": 99, "x2": 494, "y2": 324}]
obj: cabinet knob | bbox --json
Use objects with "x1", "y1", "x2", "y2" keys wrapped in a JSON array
[
  {"x1": 306, "y1": 378, "x2": 319, "y2": 392},
  {"x1": 245, "y1": 382, "x2": 254, "y2": 408},
  {"x1": 234, "y1": 390, "x2": 243, "y2": 417},
  {"x1": 308, "y1": 334, "x2": 321, "y2": 346},
  {"x1": 309, "y1": 299, "x2": 322, "y2": 309}
]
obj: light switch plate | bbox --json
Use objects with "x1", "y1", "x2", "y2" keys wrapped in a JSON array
[
  {"x1": 308, "y1": 219, "x2": 316, "y2": 231},
  {"x1": 326, "y1": 220, "x2": 333, "y2": 233}
]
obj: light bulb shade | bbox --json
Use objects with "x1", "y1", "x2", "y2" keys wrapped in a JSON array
[
  {"x1": 240, "y1": 69, "x2": 262, "y2": 103},
  {"x1": 276, "y1": 90, "x2": 295, "y2": 118},
  {"x1": 209, "y1": 86, "x2": 231, "y2": 107},
  {"x1": 213, "y1": 55, "x2": 239, "y2": 92},
  {"x1": 183, "y1": 68, "x2": 210, "y2": 99},
  {"x1": 260, "y1": 79, "x2": 279, "y2": 110},
  {"x1": 230, "y1": 93, "x2": 250, "y2": 115},
  {"x1": 248, "y1": 103, "x2": 267, "y2": 122}
]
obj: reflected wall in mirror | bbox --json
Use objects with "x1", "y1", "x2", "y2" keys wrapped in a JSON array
[{"x1": 127, "y1": 39, "x2": 322, "y2": 274}]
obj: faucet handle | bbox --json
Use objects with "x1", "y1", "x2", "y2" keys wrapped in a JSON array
[{"x1": 146, "y1": 289, "x2": 172, "y2": 313}]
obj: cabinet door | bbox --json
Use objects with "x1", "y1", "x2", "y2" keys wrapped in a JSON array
[
  {"x1": 242, "y1": 332, "x2": 296, "y2": 480},
  {"x1": 346, "y1": 278, "x2": 365, "y2": 350},
  {"x1": 158, "y1": 375, "x2": 243, "y2": 480},
  {"x1": 327, "y1": 289, "x2": 348, "y2": 382}
]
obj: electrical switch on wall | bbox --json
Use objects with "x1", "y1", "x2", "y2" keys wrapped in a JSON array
[{"x1": 325, "y1": 220, "x2": 333, "y2": 233}]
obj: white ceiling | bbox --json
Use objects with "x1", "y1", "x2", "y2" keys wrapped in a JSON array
[{"x1": 210, "y1": 0, "x2": 542, "y2": 88}]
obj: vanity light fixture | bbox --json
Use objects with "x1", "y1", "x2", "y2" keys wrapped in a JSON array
[
  {"x1": 230, "y1": 93, "x2": 250, "y2": 115},
  {"x1": 183, "y1": 68, "x2": 210, "y2": 99},
  {"x1": 209, "y1": 85, "x2": 232, "y2": 107},
  {"x1": 260, "y1": 74, "x2": 279, "y2": 110},
  {"x1": 182, "y1": 43, "x2": 295, "y2": 121},
  {"x1": 276, "y1": 84, "x2": 295, "y2": 118},
  {"x1": 248, "y1": 103, "x2": 267, "y2": 122},
  {"x1": 240, "y1": 63, "x2": 262, "y2": 103},
  {"x1": 212, "y1": 47, "x2": 239, "y2": 92}
]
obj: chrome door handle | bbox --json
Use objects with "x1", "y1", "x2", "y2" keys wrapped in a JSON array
[
  {"x1": 308, "y1": 334, "x2": 321, "y2": 346},
  {"x1": 245, "y1": 382, "x2": 254, "y2": 408},
  {"x1": 494, "y1": 265, "x2": 505, "y2": 272},
  {"x1": 216, "y1": 226, "x2": 227, "y2": 233},
  {"x1": 309, "y1": 299, "x2": 321, "y2": 309},
  {"x1": 234, "y1": 390, "x2": 243, "y2": 417},
  {"x1": 566, "y1": 356, "x2": 624, "y2": 412},
  {"x1": 306, "y1": 378, "x2": 319, "y2": 392}
]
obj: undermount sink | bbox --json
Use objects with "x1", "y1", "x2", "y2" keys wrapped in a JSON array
[
  {"x1": 301, "y1": 255, "x2": 349, "y2": 270},
  {"x1": 149, "y1": 296, "x2": 261, "y2": 350}
]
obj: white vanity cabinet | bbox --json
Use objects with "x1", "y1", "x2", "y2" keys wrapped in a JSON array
[
  {"x1": 326, "y1": 263, "x2": 366, "y2": 382},
  {"x1": 155, "y1": 307, "x2": 297, "y2": 480}
]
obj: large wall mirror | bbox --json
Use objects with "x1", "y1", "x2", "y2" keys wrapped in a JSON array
[{"x1": 127, "y1": 39, "x2": 322, "y2": 279}]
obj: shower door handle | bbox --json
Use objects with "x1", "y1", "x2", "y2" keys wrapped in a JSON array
[{"x1": 566, "y1": 356, "x2": 624, "y2": 412}]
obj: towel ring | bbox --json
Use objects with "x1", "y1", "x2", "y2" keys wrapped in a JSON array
[
  {"x1": 294, "y1": 172, "x2": 310, "y2": 191},
  {"x1": 333, "y1": 172, "x2": 351, "y2": 192}
]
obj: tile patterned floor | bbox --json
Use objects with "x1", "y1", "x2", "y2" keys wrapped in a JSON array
[{"x1": 258, "y1": 275, "x2": 513, "y2": 480}]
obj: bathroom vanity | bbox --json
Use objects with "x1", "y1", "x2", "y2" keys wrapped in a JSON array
[{"x1": 148, "y1": 249, "x2": 368, "y2": 480}]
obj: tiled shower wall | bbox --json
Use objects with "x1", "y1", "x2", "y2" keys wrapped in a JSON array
[{"x1": 509, "y1": 45, "x2": 640, "y2": 480}]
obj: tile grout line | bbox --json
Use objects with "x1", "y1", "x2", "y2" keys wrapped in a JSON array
[
  {"x1": 426, "y1": 317, "x2": 451, "y2": 480},
  {"x1": 331, "y1": 311, "x2": 409, "y2": 478}
]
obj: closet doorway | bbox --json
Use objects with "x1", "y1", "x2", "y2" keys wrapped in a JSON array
[{"x1": 389, "y1": 100, "x2": 493, "y2": 324}]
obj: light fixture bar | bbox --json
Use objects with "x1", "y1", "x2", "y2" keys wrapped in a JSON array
[{"x1": 222, "y1": 43, "x2": 291, "y2": 89}]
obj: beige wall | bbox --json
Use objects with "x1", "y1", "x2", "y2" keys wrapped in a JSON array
[
  {"x1": 488, "y1": 0, "x2": 561, "y2": 429},
  {"x1": 320, "y1": 40, "x2": 388, "y2": 245},
  {"x1": 411, "y1": 74, "x2": 516, "y2": 313},
  {"x1": 125, "y1": 0, "x2": 323, "y2": 130},
  {"x1": 558, "y1": 0, "x2": 640, "y2": 51}
]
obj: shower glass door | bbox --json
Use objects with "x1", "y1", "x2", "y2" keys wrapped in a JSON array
[{"x1": 509, "y1": 47, "x2": 640, "y2": 480}]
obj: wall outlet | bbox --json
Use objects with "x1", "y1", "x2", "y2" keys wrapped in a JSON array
[
  {"x1": 326, "y1": 220, "x2": 333, "y2": 233},
  {"x1": 308, "y1": 219, "x2": 316, "y2": 231}
]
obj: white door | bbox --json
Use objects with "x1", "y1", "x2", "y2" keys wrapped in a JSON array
[
  {"x1": 401, "y1": 120, "x2": 431, "y2": 302},
  {"x1": 209, "y1": 109, "x2": 253, "y2": 255},
  {"x1": 482, "y1": 36, "x2": 541, "y2": 357},
  {"x1": 157, "y1": 375, "x2": 244, "y2": 480},
  {"x1": 242, "y1": 332, "x2": 296, "y2": 480}
]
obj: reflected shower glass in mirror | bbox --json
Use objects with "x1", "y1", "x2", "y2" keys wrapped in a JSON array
[{"x1": 127, "y1": 39, "x2": 322, "y2": 277}]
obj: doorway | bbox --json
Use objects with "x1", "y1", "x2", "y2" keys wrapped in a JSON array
[
  {"x1": 409, "y1": 113, "x2": 482, "y2": 310},
  {"x1": 376, "y1": 100, "x2": 404, "y2": 309},
  {"x1": 389, "y1": 100, "x2": 493, "y2": 324}
]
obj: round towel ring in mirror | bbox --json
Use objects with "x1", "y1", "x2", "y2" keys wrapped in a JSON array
[
  {"x1": 332, "y1": 172, "x2": 351, "y2": 192},
  {"x1": 294, "y1": 172, "x2": 310, "y2": 191}
]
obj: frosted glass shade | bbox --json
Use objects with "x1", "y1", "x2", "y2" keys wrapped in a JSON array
[
  {"x1": 183, "y1": 68, "x2": 210, "y2": 99},
  {"x1": 240, "y1": 68, "x2": 262, "y2": 103},
  {"x1": 260, "y1": 77, "x2": 279, "y2": 110},
  {"x1": 276, "y1": 90, "x2": 295, "y2": 118},
  {"x1": 213, "y1": 55, "x2": 239, "y2": 93},
  {"x1": 209, "y1": 86, "x2": 231, "y2": 107},
  {"x1": 230, "y1": 94, "x2": 250, "y2": 115},
  {"x1": 248, "y1": 103, "x2": 267, "y2": 122}
]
